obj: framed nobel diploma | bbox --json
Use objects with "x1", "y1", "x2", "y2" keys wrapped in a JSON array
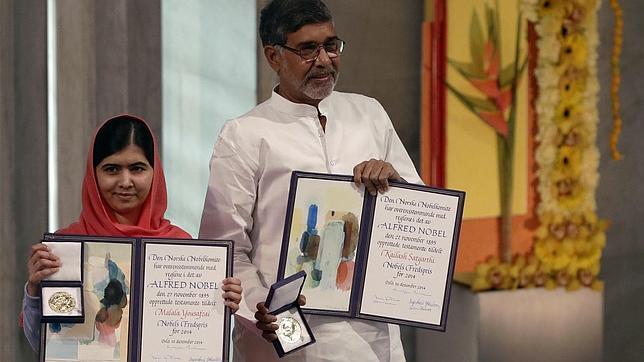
[
  {"x1": 39, "y1": 234, "x2": 233, "y2": 362},
  {"x1": 278, "y1": 171, "x2": 465, "y2": 330}
]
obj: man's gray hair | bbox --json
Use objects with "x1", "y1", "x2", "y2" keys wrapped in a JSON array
[{"x1": 259, "y1": 0, "x2": 333, "y2": 47}]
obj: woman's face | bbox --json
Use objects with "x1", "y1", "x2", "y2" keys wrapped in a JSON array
[{"x1": 95, "y1": 144, "x2": 153, "y2": 225}]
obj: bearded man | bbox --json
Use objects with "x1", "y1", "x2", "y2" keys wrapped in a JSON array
[{"x1": 199, "y1": 0, "x2": 421, "y2": 360}]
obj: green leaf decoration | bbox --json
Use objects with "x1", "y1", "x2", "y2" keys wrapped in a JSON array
[
  {"x1": 499, "y1": 57, "x2": 528, "y2": 88},
  {"x1": 469, "y1": 10, "x2": 485, "y2": 73},
  {"x1": 493, "y1": 0, "x2": 503, "y2": 62},
  {"x1": 485, "y1": 5, "x2": 499, "y2": 55},
  {"x1": 446, "y1": 82, "x2": 498, "y2": 116},
  {"x1": 466, "y1": 95, "x2": 499, "y2": 112},
  {"x1": 447, "y1": 59, "x2": 486, "y2": 79}
]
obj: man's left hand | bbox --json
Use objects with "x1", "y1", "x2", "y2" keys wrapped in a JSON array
[
  {"x1": 353, "y1": 159, "x2": 403, "y2": 196},
  {"x1": 255, "y1": 295, "x2": 306, "y2": 343}
]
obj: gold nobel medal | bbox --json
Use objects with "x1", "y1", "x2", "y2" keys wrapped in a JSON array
[
  {"x1": 48, "y1": 291, "x2": 76, "y2": 313},
  {"x1": 277, "y1": 316, "x2": 302, "y2": 343}
]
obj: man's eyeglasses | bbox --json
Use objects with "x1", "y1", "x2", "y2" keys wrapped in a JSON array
[{"x1": 277, "y1": 38, "x2": 345, "y2": 62}]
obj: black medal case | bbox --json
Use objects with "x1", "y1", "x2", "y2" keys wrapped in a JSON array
[
  {"x1": 39, "y1": 240, "x2": 85, "y2": 324},
  {"x1": 265, "y1": 270, "x2": 315, "y2": 357}
]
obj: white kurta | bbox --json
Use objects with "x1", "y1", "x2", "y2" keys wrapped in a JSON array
[{"x1": 199, "y1": 89, "x2": 422, "y2": 362}]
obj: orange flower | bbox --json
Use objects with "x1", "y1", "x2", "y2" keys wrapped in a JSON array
[
  {"x1": 478, "y1": 111, "x2": 509, "y2": 136},
  {"x1": 483, "y1": 40, "x2": 500, "y2": 78},
  {"x1": 469, "y1": 78, "x2": 501, "y2": 98}
]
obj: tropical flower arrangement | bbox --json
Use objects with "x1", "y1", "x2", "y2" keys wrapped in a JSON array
[
  {"x1": 447, "y1": 4, "x2": 526, "y2": 265},
  {"x1": 471, "y1": 0, "x2": 607, "y2": 292}
]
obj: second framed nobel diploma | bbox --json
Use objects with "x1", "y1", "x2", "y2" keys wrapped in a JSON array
[
  {"x1": 39, "y1": 235, "x2": 232, "y2": 362},
  {"x1": 278, "y1": 171, "x2": 465, "y2": 331}
]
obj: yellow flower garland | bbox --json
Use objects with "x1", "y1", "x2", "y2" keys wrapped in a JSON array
[{"x1": 472, "y1": 0, "x2": 607, "y2": 292}]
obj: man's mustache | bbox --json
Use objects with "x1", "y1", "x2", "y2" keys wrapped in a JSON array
[{"x1": 306, "y1": 68, "x2": 337, "y2": 81}]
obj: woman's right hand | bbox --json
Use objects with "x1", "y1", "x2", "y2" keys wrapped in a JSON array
[{"x1": 27, "y1": 244, "x2": 62, "y2": 297}]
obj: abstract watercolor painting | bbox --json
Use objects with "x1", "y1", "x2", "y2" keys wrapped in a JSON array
[
  {"x1": 283, "y1": 177, "x2": 364, "y2": 312},
  {"x1": 44, "y1": 242, "x2": 133, "y2": 361}
]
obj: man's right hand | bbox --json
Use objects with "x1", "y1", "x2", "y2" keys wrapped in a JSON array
[
  {"x1": 27, "y1": 243, "x2": 62, "y2": 297},
  {"x1": 255, "y1": 295, "x2": 306, "y2": 342},
  {"x1": 353, "y1": 158, "x2": 403, "y2": 196}
]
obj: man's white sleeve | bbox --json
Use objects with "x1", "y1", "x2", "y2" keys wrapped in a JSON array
[
  {"x1": 199, "y1": 123, "x2": 266, "y2": 320},
  {"x1": 379, "y1": 105, "x2": 423, "y2": 185}
]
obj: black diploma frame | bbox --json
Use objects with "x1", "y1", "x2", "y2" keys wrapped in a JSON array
[
  {"x1": 278, "y1": 171, "x2": 465, "y2": 331},
  {"x1": 39, "y1": 234, "x2": 233, "y2": 362}
]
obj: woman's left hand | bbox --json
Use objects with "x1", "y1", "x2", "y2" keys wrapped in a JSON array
[{"x1": 221, "y1": 277, "x2": 243, "y2": 314}]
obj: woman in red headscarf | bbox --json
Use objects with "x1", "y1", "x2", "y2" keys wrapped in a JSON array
[{"x1": 21, "y1": 115, "x2": 242, "y2": 352}]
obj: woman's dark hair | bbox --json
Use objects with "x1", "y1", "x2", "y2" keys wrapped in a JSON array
[
  {"x1": 93, "y1": 116, "x2": 154, "y2": 168},
  {"x1": 259, "y1": 0, "x2": 332, "y2": 47}
]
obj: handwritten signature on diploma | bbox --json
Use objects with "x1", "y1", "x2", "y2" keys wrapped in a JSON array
[
  {"x1": 408, "y1": 297, "x2": 440, "y2": 311},
  {"x1": 151, "y1": 355, "x2": 220, "y2": 362},
  {"x1": 392, "y1": 287, "x2": 411, "y2": 295},
  {"x1": 151, "y1": 354, "x2": 180, "y2": 361},
  {"x1": 373, "y1": 294, "x2": 401, "y2": 305}
]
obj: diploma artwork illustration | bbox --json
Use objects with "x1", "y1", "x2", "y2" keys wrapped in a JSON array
[
  {"x1": 39, "y1": 235, "x2": 232, "y2": 362},
  {"x1": 279, "y1": 171, "x2": 465, "y2": 330},
  {"x1": 280, "y1": 175, "x2": 364, "y2": 313}
]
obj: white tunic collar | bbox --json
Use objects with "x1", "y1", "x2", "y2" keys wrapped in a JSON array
[{"x1": 269, "y1": 86, "x2": 333, "y2": 118}]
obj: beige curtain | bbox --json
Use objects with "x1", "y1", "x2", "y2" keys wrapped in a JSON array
[
  {"x1": 55, "y1": 0, "x2": 162, "y2": 227},
  {"x1": 0, "y1": 0, "x2": 48, "y2": 360}
]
